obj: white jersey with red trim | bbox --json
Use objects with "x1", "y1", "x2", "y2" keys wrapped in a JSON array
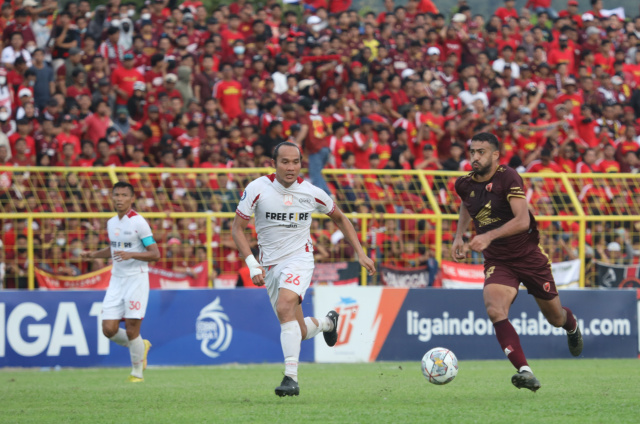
[
  {"x1": 236, "y1": 174, "x2": 335, "y2": 266},
  {"x1": 107, "y1": 210, "x2": 154, "y2": 277}
]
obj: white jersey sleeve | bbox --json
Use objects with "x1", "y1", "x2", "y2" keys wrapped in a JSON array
[
  {"x1": 236, "y1": 179, "x2": 261, "y2": 220},
  {"x1": 134, "y1": 215, "x2": 154, "y2": 240},
  {"x1": 312, "y1": 184, "x2": 336, "y2": 215}
]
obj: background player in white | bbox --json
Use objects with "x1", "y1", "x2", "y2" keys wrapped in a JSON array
[
  {"x1": 232, "y1": 142, "x2": 376, "y2": 397},
  {"x1": 81, "y1": 182, "x2": 160, "y2": 382}
]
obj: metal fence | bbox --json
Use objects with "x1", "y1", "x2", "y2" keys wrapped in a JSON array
[{"x1": 1, "y1": 166, "x2": 638, "y2": 289}]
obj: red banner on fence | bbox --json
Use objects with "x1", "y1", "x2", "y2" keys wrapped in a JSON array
[
  {"x1": 440, "y1": 261, "x2": 485, "y2": 289},
  {"x1": 35, "y1": 266, "x2": 112, "y2": 290},
  {"x1": 36, "y1": 262, "x2": 210, "y2": 290}
]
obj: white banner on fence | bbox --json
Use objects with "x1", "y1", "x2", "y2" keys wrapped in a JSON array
[
  {"x1": 551, "y1": 259, "x2": 581, "y2": 288},
  {"x1": 441, "y1": 259, "x2": 580, "y2": 289}
]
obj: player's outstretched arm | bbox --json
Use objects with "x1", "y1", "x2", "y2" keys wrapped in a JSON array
[
  {"x1": 80, "y1": 247, "x2": 111, "y2": 259},
  {"x1": 328, "y1": 206, "x2": 376, "y2": 275},
  {"x1": 452, "y1": 203, "x2": 471, "y2": 262},
  {"x1": 231, "y1": 215, "x2": 265, "y2": 286}
]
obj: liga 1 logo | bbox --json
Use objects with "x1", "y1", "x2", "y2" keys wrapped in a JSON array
[
  {"x1": 334, "y1": 297, "x2": 359, "y2": 347},
  {"x1": 195, "y1": 297, "x2": 233, "y2": 358}
]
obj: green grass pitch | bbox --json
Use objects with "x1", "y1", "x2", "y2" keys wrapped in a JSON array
[{"x1": 1, "y1": 360, "x2": 638, "y2": 423}]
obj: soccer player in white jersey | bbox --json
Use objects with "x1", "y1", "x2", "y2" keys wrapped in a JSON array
[
  {"x1": 232, "y1": 142, "x2": 376, "y2": 396},
  {"x1": 81, "y1": 182, "x2": 160, "y2": 383}
]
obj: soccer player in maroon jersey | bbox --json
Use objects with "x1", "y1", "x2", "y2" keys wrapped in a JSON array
[{"x1": 452, "y1": 132, "x2": 583, "y2": 392}]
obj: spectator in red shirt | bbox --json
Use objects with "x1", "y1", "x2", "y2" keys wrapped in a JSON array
[
  {"x1": 66, "y1": 70, "x2": 92, "y2": 101},
  {"x1": 2, "y1": 9, "x2": 35, "y2": 45},
  {"x1": 382, "y1": 74, "x2": 409, "y2": 110},
  {"x1": 548, "y1": 35, "x2": 575, "y2": 73},
  {"x1": 597, "y1": 143, "x2": 621, "y2": 173},
  {"x1": 495, "y1": 0, "x2": 519, "y2": 24},
  {"x1": 94, "y1": 139, "x2": 122, "y2": 166},
  {"x1": 10, "y1": 138, "x2": 34, "y2": 166},
  {"x1": 111, "y1": 52, "x2": 143, "y2": 106},
  {"x1": 9, "y1": 119, "x2": 35, "y2": 158},
  {"x1": 220, "y1": 14, "x2": 245, "y2": 56},
  {"x1": 83, "y1": 99, "x2": 112, "y2": 147},
  {"x1": 55, "y1": 114, "x2": 81, "y2": 158},
  {"x1": 213, "y1": 63, "x2": 244, "y2": 122},
  {"x1": 75, "y1": 141, "x2": 96, "y2": 167}
]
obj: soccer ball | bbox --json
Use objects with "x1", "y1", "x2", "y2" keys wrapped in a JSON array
[{"x1": 421, "y1": 347, "x2": 458, "y2": 385}]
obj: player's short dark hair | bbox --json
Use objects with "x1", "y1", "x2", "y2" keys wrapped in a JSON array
[
  {"x1": 471, "y1": 132, "x2": 500, "y2": 151},
  {"x1": 273, "y1": 142, "x2": 302, "y2": 162},
  {"x1": 113, "y1": 181, "x2": 135, "y2": 195}
]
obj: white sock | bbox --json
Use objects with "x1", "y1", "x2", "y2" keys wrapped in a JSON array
[
  {"x1": 280, "y1": 321, "x2": 301, "y2": 382},
  {"x1": 319, "y1": 315, "x2": 334, "y2": 332},
  {"x1": 109, "y1": 328, "x2": 130, "y2": 347},
  {"x1": 129, "y1": 335, "x2": 144, "y2": 378},
  {"x1": 519, "y1": 365, "x2": 532, "y2": 374},
  {"x1": 303, "y1": 317, "x2": 322, "y2": 340}
]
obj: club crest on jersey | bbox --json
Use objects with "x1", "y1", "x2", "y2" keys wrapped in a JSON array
[
  {"x1": 486, "y1": 183, "x2": 493, "y2": 192},
  {"x1": 283, "y1": 194, "x2": 293, "y2": 206},
  {"x1": 114, "y1": 228, "x2": 120, "y2": 237}
]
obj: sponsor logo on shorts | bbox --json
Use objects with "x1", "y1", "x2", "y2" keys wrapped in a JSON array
[
  {"x1": 543, "y1": 282, "x2": 550, "y2": 292},
  {"x1": 195, "y1": 297, "x2": 233, "y2": 358}
]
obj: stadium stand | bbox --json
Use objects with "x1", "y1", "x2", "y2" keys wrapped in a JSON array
[{"x1": 0, "y1": 0, "x2": 639, "y2": 289}]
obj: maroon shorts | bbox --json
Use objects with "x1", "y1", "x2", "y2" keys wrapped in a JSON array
[{"x1": 484, "y1": 245, "x2": 558, "y2": 300}]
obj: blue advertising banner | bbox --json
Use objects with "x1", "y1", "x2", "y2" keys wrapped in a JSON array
[
  {"x1": 0, "y1": 289, "x2": 314, "y2": 367},
  {"x1": 378, "y1": 289, "x2": 638, "y2": 361}
]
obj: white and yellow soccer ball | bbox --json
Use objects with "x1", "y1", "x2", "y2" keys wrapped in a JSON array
[{"x1": 421, "y1": 347, "x2": 458, "y2": 385}]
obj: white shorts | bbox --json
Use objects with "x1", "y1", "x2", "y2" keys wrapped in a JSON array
[
  {"x1": 264, "y1": 253, "x2": 314, "y2": 315},
  {"x1": 102, "y1": 274, "x2": 150, "y2": 320}
]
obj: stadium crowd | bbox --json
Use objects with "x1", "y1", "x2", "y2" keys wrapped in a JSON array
[{"x1": 1, "y1": 0, "x2": 640, "y2": 288}]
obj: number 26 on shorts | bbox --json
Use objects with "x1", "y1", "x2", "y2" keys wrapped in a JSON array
[{"x1": 285, "y1": 274, "x2": 300, "y2": 286}]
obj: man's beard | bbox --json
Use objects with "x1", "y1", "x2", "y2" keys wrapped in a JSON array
[{"x1": 474, "y1": 161, "x2": 493, "y2": 176}]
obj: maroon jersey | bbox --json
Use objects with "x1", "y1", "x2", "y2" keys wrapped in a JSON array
[{"x1": 454, "y1": 165, "x2": 539, "y2": 262}]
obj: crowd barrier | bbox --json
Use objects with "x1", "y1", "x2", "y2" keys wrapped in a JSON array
[
  {"x1": 0, "y1": 289, "x2": 313, "y2": 367},
  {"x1": 1, "y1": 287, "x2": 637, "y2": 367},
  {"x1": 1, "y1": 167, "x2": 639, "y2": 289},
  {"x1": 312, "y1": 286, "x2": 639, "y2": 362}
]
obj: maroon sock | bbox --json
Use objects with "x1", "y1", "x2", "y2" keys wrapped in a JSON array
[
  {"x1": 562, "y1": 307, "x2": 577, "y2": 332},
  {"x1": 493, "y1": 319, "x2": 529, "y2": 370}
]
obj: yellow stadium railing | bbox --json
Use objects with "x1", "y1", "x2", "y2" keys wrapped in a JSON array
[{"x1": 1, "y1": 167, "x2": 638, "y2": 290}]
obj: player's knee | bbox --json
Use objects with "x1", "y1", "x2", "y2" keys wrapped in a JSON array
[
  {"x1": 276, "y1": 304, "x2": 295, "y2": 322},
  {"x1": 102, "y1": 325, "x2": 117, "y2": 339},
  {"x1": 125, "y1": 327, "x2": 140, "y2": 340},
  {"x1": 485, "y1": 305, "x2": 508, "y2": 323}
]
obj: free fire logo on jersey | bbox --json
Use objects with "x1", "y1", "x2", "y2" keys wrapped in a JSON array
[{"x1": 195, "y1": 297, "x2": 233, "y2": 358}]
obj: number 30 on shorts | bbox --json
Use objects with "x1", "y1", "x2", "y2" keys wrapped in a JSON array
[
  {"x1": 129, "y1": 301, "x2": 142, "y2": 310},
  {"x1": 285, "y1": 274, "x2": 300, "y2": 285}
]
